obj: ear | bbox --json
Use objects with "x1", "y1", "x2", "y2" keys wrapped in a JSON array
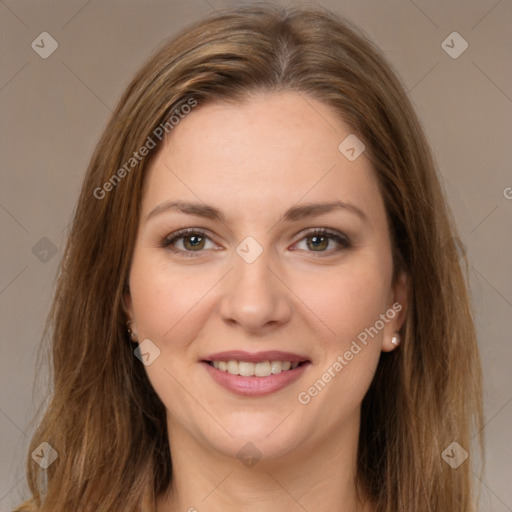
[
  {"x1": 381, "y1": 269, "x2": 408, "y2": 352},
  {"x1": 122, "y1": 281, "x2": 132, "y2": 316},
  {"x1": 122, "y1": 281, "x2": 136, "y2": 326},
  {"x1": 122, "y1": 282, "x2": 139, "y2": 343}
]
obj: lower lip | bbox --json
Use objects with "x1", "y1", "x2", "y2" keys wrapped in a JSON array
[{"x1": 202, "y1": 361, "x2": 310, "y2": 396}]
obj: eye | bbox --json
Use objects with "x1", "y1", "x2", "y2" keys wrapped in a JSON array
[
  {"x1": 161, "y1": 228, "x2": 219, "y2": 255},
  {"x1": 161, "y1": 227, "x2": 351, "y2": 257},
  {"x1": 292, "y1": 228, "x2": 351, "y2": 255}
]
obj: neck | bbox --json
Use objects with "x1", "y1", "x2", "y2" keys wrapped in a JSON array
[{"x1": 156, "y1": 410, "x2": 374, "y2": 512}]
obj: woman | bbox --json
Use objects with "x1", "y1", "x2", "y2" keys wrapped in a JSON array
[{"x1": 14, "y1": 4, "x2": 483, "y2": 511}]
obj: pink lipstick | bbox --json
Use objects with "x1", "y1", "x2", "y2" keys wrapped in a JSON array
[{"x1": 201, "y1": 350, "x2": 311, "y2": 396}]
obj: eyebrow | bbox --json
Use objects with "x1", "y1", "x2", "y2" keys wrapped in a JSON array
[{"x1": 145, "y1": 199, "x2": 368, "y2": 224}]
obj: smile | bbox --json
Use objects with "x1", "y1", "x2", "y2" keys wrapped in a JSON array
[{"x1": 202, "y1": 350, "x2": 311, "y2": 396}]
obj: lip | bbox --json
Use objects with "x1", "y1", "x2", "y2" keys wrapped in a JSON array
[
  {"x1": 201, "y1": 351, "x2": 311, "y2": 397},
  {"x1": 204, "y1": 350, "x2": 309, "y2": 363}
]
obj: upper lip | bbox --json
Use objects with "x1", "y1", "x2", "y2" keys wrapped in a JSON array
[{"x1": 203, "y1": 350, "x2": 309, "y2": 363}]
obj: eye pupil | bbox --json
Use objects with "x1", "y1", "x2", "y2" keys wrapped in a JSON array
[
  {"x1": 307, "y1": 235, "x2": 328, "y2": 251},
  {"x1": 184, "y1": 235, "x2": 205, "y2": 250}
]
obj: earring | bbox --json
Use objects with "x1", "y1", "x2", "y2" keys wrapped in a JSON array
[
  {"x1": 391, "y1": 332, "x2": 401, "y2": 346},
  {"x1": 127, "y1": 321, "x2": 138, "y2": 342}
]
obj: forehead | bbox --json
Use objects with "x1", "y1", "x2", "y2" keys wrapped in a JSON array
[{"x1": 142, "y1": 92, "x2": 385, "y2": 225}]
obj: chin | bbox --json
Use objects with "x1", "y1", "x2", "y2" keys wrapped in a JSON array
[{"x1": 200, "y1": 410, "x2": 309, "y2": 460}]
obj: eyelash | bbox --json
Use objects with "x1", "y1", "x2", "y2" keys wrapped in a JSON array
[{"x1": 161, "y1": 227, "x2": 351, "y2": 257}]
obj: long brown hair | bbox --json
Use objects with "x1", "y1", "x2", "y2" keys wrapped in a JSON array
[{"x1": 14, "y1": 4, "x2": 483, "y2": 511}]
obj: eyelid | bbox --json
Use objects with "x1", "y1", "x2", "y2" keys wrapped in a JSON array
[
  {"x1": 294, "y1": 227, "x2": 350, "y2": 243},
  {"x1": 162, "y1": 227, "x2": 210, "y2": 243}
]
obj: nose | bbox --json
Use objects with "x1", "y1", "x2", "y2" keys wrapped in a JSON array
[{"x1": 218, "y1": 250, "x2": 293, "y2": 333}]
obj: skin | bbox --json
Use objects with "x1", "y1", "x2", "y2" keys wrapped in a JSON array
[{"x1": 125, "y1": 91, "x2": 408, "y2": 512}]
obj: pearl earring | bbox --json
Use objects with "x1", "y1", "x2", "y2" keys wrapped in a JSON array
[
  {"x1": 126, "y1": 321, "x2": 138, "y2": 342},
  {"x1": 391, "y1": 332, "x2": 401, "y2": 346}
]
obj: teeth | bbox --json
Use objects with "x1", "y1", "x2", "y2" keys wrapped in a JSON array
[
  {"x1": 270, "y1": 360, "x2": 281, "y2": 374},
  {"x1": 210, "y1": 360, "x2": 302, "y2": 377},
  {"x1": 255, "y1": 361, "x2": 271, "y2": 377},
  {"x1": 238, "y1": 361, "x2": 255, "y2": 377}
]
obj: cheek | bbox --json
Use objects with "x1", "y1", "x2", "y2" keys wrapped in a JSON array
[
  {"x1": 298, "y1": 258, "x2": 391, "y2": 346},
  {"x1": 127, "y1": 253, "x2": 218, "y2": 425},
  {"x1": 128, "y1": 250, "x2": 216, "y2": 345},
  {"x1": 292, "y1": 262, "x2": 390, "y2": 432}
]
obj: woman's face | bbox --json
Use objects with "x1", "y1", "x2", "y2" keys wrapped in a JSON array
[{"x1": 125, "y1": 91, "x2": 407, "y2": 462}]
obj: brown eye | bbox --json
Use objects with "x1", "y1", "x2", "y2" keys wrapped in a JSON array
[
  {"x1": 182, "y1": 234, "x2": 206, "y2": 251},
  {"x1": 162, "y1": 229, "x2": 217, "y2": 255},
  {"x1": 306, "y1": 235, "x2": 330, "y2": 251},
  {"x1": 293, "y1": 229, "x2": 351, "y2": 255}
]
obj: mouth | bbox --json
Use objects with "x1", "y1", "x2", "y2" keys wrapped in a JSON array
[{"x1": 201, "y1": 351, "x2": 311, "y2": 396}]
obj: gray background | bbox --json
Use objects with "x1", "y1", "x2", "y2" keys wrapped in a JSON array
[{"x1": 1, "y1": 0, "x2": 511, "y2": 510}]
